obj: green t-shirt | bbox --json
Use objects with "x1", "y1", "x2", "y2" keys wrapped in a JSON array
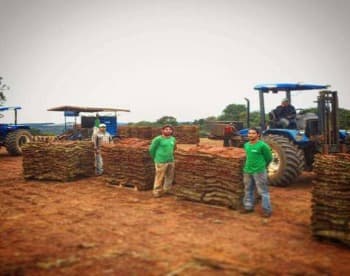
[
  {"x1": 149, "y1": 135, "x2": 176, "y2": 163},
  {"x1": 243, "y1": 140, "x2": 272, "y2": 174},
  {"x1": 94, "y1": 118, "x2": 100, "y2": 128}
]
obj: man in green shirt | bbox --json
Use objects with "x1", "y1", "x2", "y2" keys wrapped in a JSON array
[
  {"x1": 241, "y1": 127, "x2": 273, "y2": 217},
  {"x1": 149, "y1": 125, "x2": 176, "y2": 197}
]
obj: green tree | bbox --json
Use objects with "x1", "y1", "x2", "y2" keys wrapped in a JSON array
[
  {"x1": 339, "y1": 108, "x2": 350, "y2": 129},
  {"x1": 0, "y1": 77, "x2": 9, "y2": 105},
  {"x1": 248, "y1": 111, "x2": 261, "y2": 128},
  {"x1": 216, "y1": 103, "x2": 259, "y2": 128},
  {"x1": 156, "y1": 116, "x2": 178, "y2": 126},
  {"x1": 301, "y1": 108, "x2": 317, "y2": 114},
  {"x1": 194, "y1": 116, "x2": 218, "y2": 137},
  {"x1": 302, "y1": 107, "x2": 350, "y2": 129},
  {"x1": 217, "y1": 104, "x2": 246, "y2": 122}
]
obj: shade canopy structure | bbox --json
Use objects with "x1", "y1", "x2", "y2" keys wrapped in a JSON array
[
  {"x1": 47, "y1": 105, "x2": 130, "y2": 113},
  {"x1": 48, "y1": 105, "x2": 130, "y2": 134}
]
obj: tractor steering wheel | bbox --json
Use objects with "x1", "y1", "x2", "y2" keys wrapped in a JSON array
[
  {"x1": 269, "y1": 110, "x2": 278, "y2": 121},
  {"x1": 296, "y1": 108, "x2": 306, "y2": 115}
]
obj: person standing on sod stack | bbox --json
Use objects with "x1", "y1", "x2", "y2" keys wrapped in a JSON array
[
  {"x1": 92, "y1": 123, "x2": 112, "y2": 176},
  {"x1": 223, "y1": 123, "x2": 234, "y2": 147},
  {"x1": 92, "y1": 113, "x2": 100, "y2": 136},
  {"x1": 241, "y1": 127, "x2": 273, "y2": 218},
  {"x1": 149, "y1": 124, "x2": 177, "y2": 197}
]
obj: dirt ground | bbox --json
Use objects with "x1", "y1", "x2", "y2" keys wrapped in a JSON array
[{"x1": 1, "y1": 139, "x2": 350, "y2": 275}]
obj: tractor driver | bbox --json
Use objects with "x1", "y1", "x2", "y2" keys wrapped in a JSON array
[{"x1": 272, "y1": 98, "x2": 297, "y2": 129}]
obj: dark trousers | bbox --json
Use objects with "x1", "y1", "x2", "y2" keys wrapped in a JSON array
[{"x1": 223, "y1": 135, "x2": 232, "y2": 147}]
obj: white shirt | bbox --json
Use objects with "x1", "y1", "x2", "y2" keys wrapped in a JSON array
[{"x1": 92, "y1": 130, "x2": 112, "y2": 149}]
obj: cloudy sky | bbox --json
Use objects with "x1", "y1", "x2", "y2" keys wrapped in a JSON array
[{"x1": 1, "y1": 0, "x2": 349, "y2": 124}]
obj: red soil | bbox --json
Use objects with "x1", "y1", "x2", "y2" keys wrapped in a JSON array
[{"x1": 1, "y1": 140, "x2": 350, "y2": 275}]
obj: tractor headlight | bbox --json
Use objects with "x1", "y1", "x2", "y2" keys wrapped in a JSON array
[{"x1": 295, "y1": 131, "x2": 304, "y2": 141}]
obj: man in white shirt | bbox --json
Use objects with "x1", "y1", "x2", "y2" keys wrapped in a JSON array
[{"x1": 92, "y1": 123, "x2": 112, "y2": 175}]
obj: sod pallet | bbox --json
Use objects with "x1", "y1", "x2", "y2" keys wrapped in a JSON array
[
  {"x1": 118, "y1": 125, "x2": 199, "y2": 144},
  {"x1": 312, "y1": 153, "x2": 350, "y2": 246},
  {"x1": 22, "y1": 141, "x2": 95, "y2": 181},
  {"x1": 102, "y1": 138, "x2": 154, "y2": 191},
  {"x1": 172, "y1": 145, "x2": 245, "y2": 209}
]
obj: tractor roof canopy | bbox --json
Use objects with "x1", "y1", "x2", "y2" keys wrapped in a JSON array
[
  {"x1": 0, "y1": 106, "x2": 22, "y2": 112},
  {"x1": 254, "y1": 83, "x2": 329, "y2": 92}
]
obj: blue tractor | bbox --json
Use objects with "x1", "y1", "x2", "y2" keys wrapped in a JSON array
[
  {"x1": 0, "y1": 106, "x2": 33, "y2": 155},
  {"x1": 238, "y1": 83, "x2": 350, "y2": 186}
]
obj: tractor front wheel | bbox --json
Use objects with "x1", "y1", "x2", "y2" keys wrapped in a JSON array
[
  {"x1": 5, "y1": 130, "x2": 32, "y2": 156},
  {"x1": 262, "y1": 134, "x2": 305, "y2": 186}
]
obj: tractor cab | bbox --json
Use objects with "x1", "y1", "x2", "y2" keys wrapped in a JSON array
[
  {"x1": 254, "y1": 83, "x2": 329, "y2": 131},
  {"x1": 0, "y1": 106, "x2": 23, "y2": 124},
  {"x1": 254, "y1": 83, "x2": 348, "y2": 152}
]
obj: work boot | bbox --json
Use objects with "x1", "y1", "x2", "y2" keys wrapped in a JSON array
[
  {"x1": 262, "y1": 212, "x2": 272, "y2": 218},
  {"x1": 239, "y1": 208, "x2": 254, "y2": 214},
  {"x1": 153, "y1": 192, "x2": 162, "y2": 198}
]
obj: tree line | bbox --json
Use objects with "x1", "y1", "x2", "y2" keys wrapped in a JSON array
[
  {"x1": 1, "y1": 76, "x2": 350, "y2": 135},
  {"x1": 129, "y1": 103, "x2": 350, "y2": 137}
]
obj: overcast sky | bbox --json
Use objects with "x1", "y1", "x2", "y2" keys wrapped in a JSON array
[{"x1": 1, "y1": 0, "x2": 349, "y2": 124}]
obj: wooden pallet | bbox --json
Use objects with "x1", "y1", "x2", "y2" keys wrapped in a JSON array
[{"x1": 105, "y1": 178, "x2": 140, "y2": 191}]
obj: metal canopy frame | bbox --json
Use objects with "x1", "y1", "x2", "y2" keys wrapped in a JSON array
[
  {"x1": 0, "y1": 106, "x2": 22, "y2": 124},
  {"x1": 47, "y1": 105, "x2": 130, "y2": 113},
  {"x1": 47, "y1": 105, "x2": 130, "y2": 131}
]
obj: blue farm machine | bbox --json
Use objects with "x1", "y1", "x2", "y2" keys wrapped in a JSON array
[
  {"x1": 0, "y1": 106, "x2": 33, "y2": 155},
  {"x1": 235, "y1": 83, "x2": 350, "y2": 186}
]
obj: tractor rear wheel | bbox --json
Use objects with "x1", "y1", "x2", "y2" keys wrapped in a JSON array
[
  {"x1": 262, "y1": 134, "x2": 305, "y2": 186},
  {"x1": 5, "y1": 130, "x2": 32, "y2": 156}
]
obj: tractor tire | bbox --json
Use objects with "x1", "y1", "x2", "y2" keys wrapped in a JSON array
[
  {"x1": 5, "y1": 130, "x2": 33, "y2": 156},
  {"x1": 262, "y1": 134, "x2": 305, "y2": 186}
]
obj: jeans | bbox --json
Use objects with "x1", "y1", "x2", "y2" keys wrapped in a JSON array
[
  {"x1": 243, "y1": 172, "x2": 272, "y2": 214},
  {"x1": 95, "y1": 153, "x2": 103, "y2": 175}
]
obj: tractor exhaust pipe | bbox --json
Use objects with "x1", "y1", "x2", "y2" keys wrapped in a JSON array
[{"x1": 244, "y1": 97, "x2": 250, "y2": 128}]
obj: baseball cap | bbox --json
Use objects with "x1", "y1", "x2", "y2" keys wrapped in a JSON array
[
  {"x1": 99, "y1": 123, "x2": 106, "y2": 128},
  {"x1": 162, "y1": 124, "x2": 174, "y2": 131}
]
